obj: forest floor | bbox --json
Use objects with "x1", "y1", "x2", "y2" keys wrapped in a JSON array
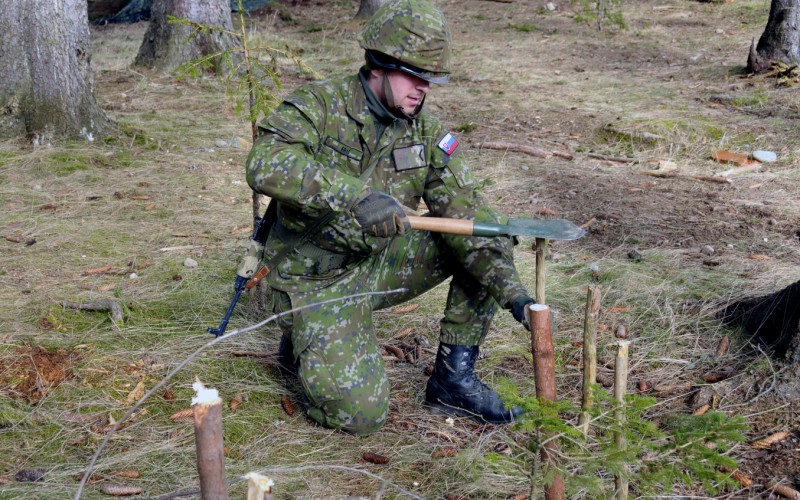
[{"x1": 1, "y1": 0, "x2": 799, "y2": 498}]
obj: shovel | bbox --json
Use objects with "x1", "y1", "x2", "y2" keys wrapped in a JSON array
[{"x1": 408, "y1": 215, "x2": 586, "y2": 241}]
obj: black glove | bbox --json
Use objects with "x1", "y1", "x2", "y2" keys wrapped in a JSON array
[
  {"x1": 510, "y1": 295, "x2": 536, "y2": 329},
  {"x1": 351, "y1": 189, "x2": 411, "y2": 238}
]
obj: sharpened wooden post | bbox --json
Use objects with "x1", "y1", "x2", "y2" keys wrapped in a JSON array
[
  {"x1": 527, "y1": 304, "x2": 565, "y2": 500},
  {"x1": 578, "y1": 285, "x2": 601, "y2": 437},
  {"x1": 192, "y1": 379, "x2": 229, "y2": 500},
  {"x1": 614, "y1": 341, "x2": 631, "y2": 500},
  {"x1": 534, "y1": 238, "x2": 547, "y2": 304}
]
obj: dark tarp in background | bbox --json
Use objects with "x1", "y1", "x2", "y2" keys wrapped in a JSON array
[{"x1": 89, "y1": 0, "x2": 276, "y2": 24}]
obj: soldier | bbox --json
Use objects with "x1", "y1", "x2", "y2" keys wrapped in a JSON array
[{"x1": 246, "y1": 0, "x2": 536, "y2": 436}]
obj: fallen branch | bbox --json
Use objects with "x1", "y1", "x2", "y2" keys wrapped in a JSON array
[
  {"x1": 159, "y1": 244, "x2": 206, "y2": 252},
  {"x1": 482, "y1": 141, "x2": 551, "y2": 158},
  {"x1": 588, "y1": 153, "x2": 637, "y2": 163},
  {"x1": 552, "y1": 150, "x2": 574, "y2": 160},
  {"x1": 638, "y1": 169, "x2": 731, "y2": 184},
  {"x1": 59, "y1": 300, "x2": 123, "y2": 325}
]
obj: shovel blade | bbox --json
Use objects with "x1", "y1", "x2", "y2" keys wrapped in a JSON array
[
  {"x1": 504, "y1": 218, "x2": 586, "y2": 240},
  {"x1": 506, "y1": 219, "x2": 586, "y2": 240}
]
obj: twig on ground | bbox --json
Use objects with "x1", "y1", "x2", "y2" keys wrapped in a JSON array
[
  {"x1": 638, "y1": 169, "x2": 731, "y2": 184},
  {"x1": 59, "y1": 300, "x2": 123, "y2": 325},
  {"x1": 481, "y1": 141, "x2": 551, "y2": 158},
  {"x1": 744, "y1": 345, "x2": 778, "y2": 405},
  {"x1": 587, "y1": 153, "x2": 638, "y2": 163},
  {"x1": 158, "y1": 244, "x2": 206, "y2": 252}
]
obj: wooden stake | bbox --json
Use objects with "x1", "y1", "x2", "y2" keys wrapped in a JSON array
[
  {"x1": 579, "y1": 285, "x2": 601, "y2": 436},
  {"x1": 246, "y1": 472, "x2": 275, "y2": 500},
  {"x1": 527, "y1": 304, "x2": 565, "y2": 500},
  {"x1": 535, "y1": 238, "x2": 548, "y2": 304},
  {"x1": 614, "y1": 341, "x2": 631, "y2": 500},
  {"x1": 192, "y1": 380, "x2": 229, "y2": 500}
]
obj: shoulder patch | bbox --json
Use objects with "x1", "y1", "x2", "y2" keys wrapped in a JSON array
[{"x1": 437, "y1": 133, "x2": 459, "y2": 155}]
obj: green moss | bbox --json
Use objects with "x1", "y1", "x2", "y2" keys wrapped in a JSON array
[
  {"x1": 506, "y1": 22, "x2": 538, "y2": 32},
  {"x1": 731, "y1": 89, "x2": 769, "y2": 108}
]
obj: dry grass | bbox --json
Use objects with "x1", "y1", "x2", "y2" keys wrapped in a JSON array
[{"x1": 1, "y1": 0, "x2": 800, "y2": 498}]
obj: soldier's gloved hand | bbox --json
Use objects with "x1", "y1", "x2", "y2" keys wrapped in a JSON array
[
  {"x1": 351, "y1": 189, "x2": 411, "y2": 238},
  {"x1": 510, "y1": 295, "x2": 536, "y2": 330}
]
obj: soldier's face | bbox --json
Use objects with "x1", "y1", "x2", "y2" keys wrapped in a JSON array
[{"x1": 386, "y1": 70, "x2": 430, "y2": 114}]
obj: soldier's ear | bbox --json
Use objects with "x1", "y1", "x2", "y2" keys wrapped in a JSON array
[{"x1": 368, "y1": 68, "x2": 384, "y2": 81}]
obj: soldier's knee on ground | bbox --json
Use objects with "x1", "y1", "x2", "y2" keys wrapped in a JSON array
[{"x1": 306, "y1": 396, "x2": 389, "y2": 436}]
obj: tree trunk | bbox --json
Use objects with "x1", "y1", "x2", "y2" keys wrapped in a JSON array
[
  {"x1": 135, "y1": 0, "x2": 236, "y2": 73},
  {"x1": 0, "y1": 0, "x2": 28, "y2": 137},
  {"x1": 747, "y1": 0, "x2": 800, "y2": 73},
  {"x1": 0, "y1": 0, "x2": 113, "y2": 141},
  {"x1": 355, "y1": 0, "x2": 388, "y2": 19}
]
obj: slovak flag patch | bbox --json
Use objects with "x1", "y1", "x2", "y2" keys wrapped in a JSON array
[{"x1": 438, "y1": 133, "x2": 459, "y2": 155}]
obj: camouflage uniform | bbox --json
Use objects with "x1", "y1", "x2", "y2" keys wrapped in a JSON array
[{"x1": 245, "y1": 0, "x2": 528, "y2": 436}]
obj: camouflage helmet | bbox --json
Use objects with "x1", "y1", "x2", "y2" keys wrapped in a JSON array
[{"x1": 360, "y1": 0, "x2": 451, "y2": 84}]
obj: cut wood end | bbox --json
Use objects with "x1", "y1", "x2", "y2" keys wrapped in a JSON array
[
  {"x1": 191, "y1": 379, "x2": 220, "y2": 406},
  {"x1": 245, "y1": 472, "x2": 274, "y2": 492}
]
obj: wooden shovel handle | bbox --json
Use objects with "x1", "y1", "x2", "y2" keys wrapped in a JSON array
[{"x1": 407, "y1": 215, "x2": 474, "y2": 236}]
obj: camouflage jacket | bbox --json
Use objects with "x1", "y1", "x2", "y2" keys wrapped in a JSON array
[{"x1": 246, "y1": 71, "x2": 527, "y2": 305}]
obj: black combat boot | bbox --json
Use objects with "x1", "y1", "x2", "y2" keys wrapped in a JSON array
[
  {"x1": 277, "y1": 334, "x2": 299, "y2": 378},
  {"x1": 425, "y1": 343, "x2": 523, "y2": 424}
]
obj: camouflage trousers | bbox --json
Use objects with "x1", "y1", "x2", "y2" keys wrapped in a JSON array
[{"x1": 269, "y1": 228, "x2": 498, "y2": 436}]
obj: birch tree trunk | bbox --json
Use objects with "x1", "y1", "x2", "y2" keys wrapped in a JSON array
[
  {"x1": 0, "y1": 0, "x2": 114, "y2": 141},
  {"x1": 355, "y1": 0, "x2": 388, "y2": 19},
  {"x1": 135, "y1": 0, "x2": 237, "y2": 73},
  {"x1": 747, "y1": 0, "x2": 800, "y2": 73}
]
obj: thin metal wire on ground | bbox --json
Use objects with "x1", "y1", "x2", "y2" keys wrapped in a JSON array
[
  {"x1": 153, "y1": 465, "x2": 426, "y2": 500},
  {"x1": 74, "y1": 288, "x2": 407, "y2": 500}
]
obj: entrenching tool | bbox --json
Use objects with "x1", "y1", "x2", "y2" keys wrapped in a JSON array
[
  {"x1": 408, "y1": 215, "x2": 586, "y2": 241},
  {"x1": 208, "y1": 213, "x2": 584, "y2": 337}
]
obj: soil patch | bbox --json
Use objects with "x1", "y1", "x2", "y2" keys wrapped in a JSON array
[{"x1": 0, "y1": 346, "x2": 78, "y2": 403}]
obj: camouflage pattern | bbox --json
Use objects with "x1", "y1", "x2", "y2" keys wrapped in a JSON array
[
  {"x1": 359, "y1": 0, "x2": 451, "y2": 74},
  {"x1": 245, "y1": 73, "x2": 528, "y2": 435}
]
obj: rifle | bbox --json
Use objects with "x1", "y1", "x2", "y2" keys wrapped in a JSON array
[{"x1": 207, "y1": 202, "x2": 275, "y2": 337}]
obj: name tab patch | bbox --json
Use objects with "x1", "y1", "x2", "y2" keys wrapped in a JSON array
[
  {"x1": 393, "y1": 144, "x2": 426, "y2": 172},
  {"x1": 437, "y1": 133, "x2": 459, "y2": 155}
]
